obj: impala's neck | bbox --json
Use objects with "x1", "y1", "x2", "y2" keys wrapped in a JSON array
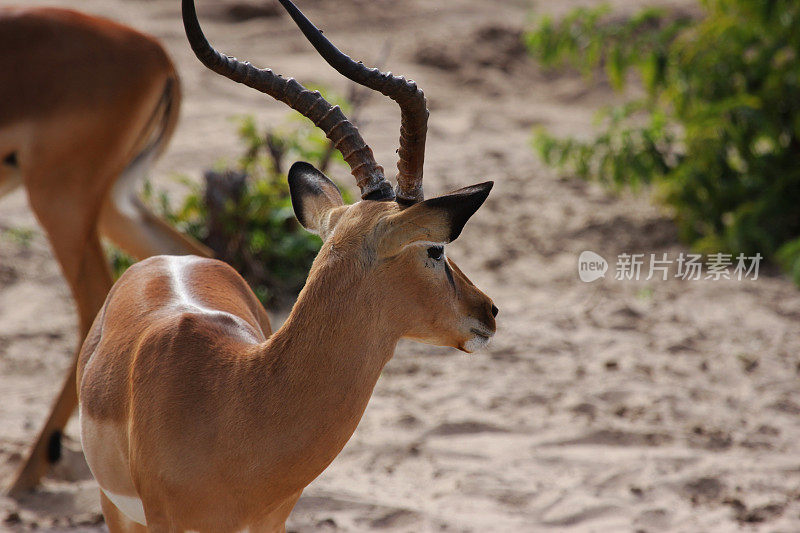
[
  {"x1": 253, "y1": 249, "x2": 401, "y2": 483},
  {"x1": 270, "y1": 276, "x2": 400, "y2": 388}
]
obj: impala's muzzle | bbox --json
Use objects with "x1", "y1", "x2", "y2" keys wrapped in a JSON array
[{"x1": 461, "y1": 299, "x2": 497, "y2": 353}]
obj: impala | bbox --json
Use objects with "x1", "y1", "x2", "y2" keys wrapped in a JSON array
[
  {"x1": 0, "y1": 7, "x2": 211, "y2": 495},
  {"x1": 78, "y1": 0, "x2": 498, "y2": 530}
]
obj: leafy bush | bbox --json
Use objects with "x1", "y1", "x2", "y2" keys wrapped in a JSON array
[
  {"x1": 526, "y1": 1, "x2": 800, "y2": 283},
  {"x1": 106, "y1": 242, "x2": 136, "y2": 279},
  {"x1": 108, "y1": 109, "x2": 353, "y2": 307},
  {"x1": 2, "y1": 226, "x2": 36, "y2": 248}
]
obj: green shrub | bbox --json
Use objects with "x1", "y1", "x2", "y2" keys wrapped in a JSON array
[
  {"x1": 105, "y1": 242, "x2": 136, "y2": 279},
  {"x1": 108, "y1": 108, "x2": 353, "y2": 307},
  {"x1": 2, "y1": 226, "x2": 36, "y2": 248},
  {"x1": 526, "y1": 1, "x2": 800, "y2": 283}
]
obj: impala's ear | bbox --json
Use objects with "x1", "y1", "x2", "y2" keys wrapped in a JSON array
[
  {"x1": 288, "y1": 161, "x2": 345, "y2": 238},
  {"x1": 378, "y1": 181, "x2": 493, "y2": 257}
]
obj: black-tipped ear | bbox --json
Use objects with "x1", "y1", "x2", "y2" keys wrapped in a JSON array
[
  {"x1": 421, "y1": 181, "x2": 493, "y2": 241},
  {"x1": 377, "y1": 181, "x2": 493, "y2": 258},
  {"x1": 288, "y1": 161, "x2": 344, "y2": 233}
]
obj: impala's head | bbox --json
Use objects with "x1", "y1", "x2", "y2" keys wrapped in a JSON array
[
  {"x1": 287, "y1": 162, "x2": 497, "y2": 352},
  {"x1": 183, "y1": 0, "x2": 497, "y2": 351}
]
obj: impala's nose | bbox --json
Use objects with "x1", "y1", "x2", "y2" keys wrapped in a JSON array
[{"x1": 491, "y1": 304, "x2": 499, "y2": 318}]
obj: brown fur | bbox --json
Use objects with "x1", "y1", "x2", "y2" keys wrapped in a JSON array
[
  {"x1": 1, "y1": 7, "x2": 211, "y2": 495},
  {"x1": 79, "y1": 187, "x2": 496, "y2": 531}
]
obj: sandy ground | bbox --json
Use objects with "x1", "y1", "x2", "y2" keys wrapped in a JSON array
[{"x1": 2, "y1": 0, "x2": 800, "y2": 531}]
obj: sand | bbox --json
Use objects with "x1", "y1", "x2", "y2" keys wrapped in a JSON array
[{"x1": 2, "y1": 0, "x2": 800, "y2": 531}]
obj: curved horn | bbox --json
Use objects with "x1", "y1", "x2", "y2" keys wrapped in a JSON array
[
  {"x1": 276, "y1": 0, "x2": 428, "y2": 204},
  {"x1": 182, "y1": 0, "x2": 395, "y2": 201}
]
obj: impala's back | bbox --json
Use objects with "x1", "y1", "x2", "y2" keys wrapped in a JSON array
[{"x1": 77, "y1": 255, "x2": 271, "y2": 527}]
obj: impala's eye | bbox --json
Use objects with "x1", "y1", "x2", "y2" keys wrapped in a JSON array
[{"x1": 427, "y1": 246, "x2": 444, "y2": 261}]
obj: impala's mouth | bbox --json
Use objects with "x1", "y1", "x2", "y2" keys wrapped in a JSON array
[
  {"x1": 462, "y1": 327, "x2": 494, "y2": 353},
  {"x1": 470, "y1": 327, "x2": 492, "y2": 340}
]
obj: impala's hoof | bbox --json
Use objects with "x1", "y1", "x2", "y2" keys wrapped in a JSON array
[{"x1": 47, "y1": 430, "x2": 63, "y2": 463}]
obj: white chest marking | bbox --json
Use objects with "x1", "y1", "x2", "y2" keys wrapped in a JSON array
[{"x1": 102, "y1": 489, "x2": 147, "y2": 526}]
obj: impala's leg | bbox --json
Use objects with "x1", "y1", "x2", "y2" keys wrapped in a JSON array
[
  {"x1": 0, "y1": 171, "x2": 21, "y2": 198},
  {"x1": 7, "y1": 194, "x2": 113, "y2": 495},
  {"x1": 99, "y1": 179, "x2": 212, "y2": 259},
  {"x1": 0, "y1": 152, "x2": 22, "y2": 198},
  {"x1": 101, "y1": 492, "x2": 148, "y2": 533}
]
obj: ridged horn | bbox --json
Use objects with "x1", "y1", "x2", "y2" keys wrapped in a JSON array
[
  {"x1": 182, "y1": 0, "x2": 395, "y2": 201},
  {"x1": 276, "y1": 0, "x2": 428, "y2": 204}
]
